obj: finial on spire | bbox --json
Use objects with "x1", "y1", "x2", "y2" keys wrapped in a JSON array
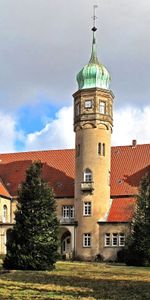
[
  {"x1": 92, "y1": 4, "x2": 98, "y2": 32},
  {"x1": 89, "y1": 5, "x2": 99, "y2": 64}
]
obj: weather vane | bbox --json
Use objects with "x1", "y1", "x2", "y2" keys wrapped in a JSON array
[{"x1": 92, "y1": 4, "x2": 98, "y2": 31}]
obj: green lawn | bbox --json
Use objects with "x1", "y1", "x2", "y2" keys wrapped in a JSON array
[{"x1": 0, "y1": 261, "x2": 150, "y2": 299}]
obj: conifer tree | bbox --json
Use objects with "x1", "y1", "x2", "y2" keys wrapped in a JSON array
[
  {"x1": 126, "y1": 173, "x2": 150, "y2": 266},
  {"x1": 3, "y1": 161, "x2": 59, "y2": 270}
]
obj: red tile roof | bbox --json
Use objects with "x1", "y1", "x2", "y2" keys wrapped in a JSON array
[
  {"x1": 107, "y1": 197, "x2": 136, "y2": 222},
  {"x1": 0, "y1": 179, "x2": 11, "y2": 198},
  {"x1": 111, "y1": 144, "x2": 150, "y2": 197},
  {"x1": 0, "y1": 144, "x2": 149, "y2": 200},
  {"x1": 0, "y1": 149, "x2": 75, "y2": 198}
]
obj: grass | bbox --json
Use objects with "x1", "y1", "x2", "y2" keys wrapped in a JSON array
[{"x1": 0, "y1": 261, "x2": 150, "y2": 299}]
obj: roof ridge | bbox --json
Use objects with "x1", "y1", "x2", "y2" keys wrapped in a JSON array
[
  {"x1": 0, "y1": 148, "x2": 75, "y2": 156},
  {"x1": 0, "y1": 143, "x2": 149, "y2": 157},
  {"x1": 112, "y1": 143, "x2": 150, "y2": 149}
]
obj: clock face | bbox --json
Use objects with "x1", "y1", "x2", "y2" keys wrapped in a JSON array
[{"x1": 85, "y1": 100, "x2": 92, "y2": 108}]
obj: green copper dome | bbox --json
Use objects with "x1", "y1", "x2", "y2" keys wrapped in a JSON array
[{"x1": 77, "y1": 28, "x2": 111, "y2": 90}]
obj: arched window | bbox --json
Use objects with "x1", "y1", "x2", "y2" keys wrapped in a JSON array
[
  {"x1": 84, "y1": 169, "x2": 92, "y2": 182},
  {"x1": 3, "y1": 205, "x2": 7, "y2": 223}
]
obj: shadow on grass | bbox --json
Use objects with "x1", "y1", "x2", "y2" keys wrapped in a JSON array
[{"x1": 0, "y1": 270, "x2": 150, "y2": 300}]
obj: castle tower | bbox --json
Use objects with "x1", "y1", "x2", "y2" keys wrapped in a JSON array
[{"x1": 73, "y1": 22, "x2": 114, "y2": 260}]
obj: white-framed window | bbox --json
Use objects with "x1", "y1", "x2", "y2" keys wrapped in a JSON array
[
  {"x1": 84, "y1": 202, "x2": 91, "y2": 216},
  {"x1": 112, "y1": 233, "x2": 118, "y2": 246},
  {"x1": 98, "y1": 143, "x2": 105, "y2": 156},
  {"x1": 84, "y1": 169, "x2": 92, "y2": 182},
  {"x1": 62, "y1": 206, "x2": 74, "y2": 219},
  {"x1": 104, "y1": 233, "x2": 125, "y2": 247},
  {"x1": 119, "y1": 233, "x2": 125, "y2": 246},
  {"x1": 75, "y1": 103, "x2": 80, "y2": 116},
  {"x1": 3, "y1": 205, "x2": 7, "y2": 223},
  {"x1": 105, "y1": 233, "x2": 111, "y2": 246},
  {"x1": 99, "y1": 101, "x2": 106, "y2": 114},
  {"x1": 83, "y1": 233, "x2": 91, "y2": 247},
  {"x1": 85, "y1": 99, "x2": 92, "y2": 108}
]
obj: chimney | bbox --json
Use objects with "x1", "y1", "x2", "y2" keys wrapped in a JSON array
[{"x1": 132, "y1": 139, "x2": 137, "y2": 148}]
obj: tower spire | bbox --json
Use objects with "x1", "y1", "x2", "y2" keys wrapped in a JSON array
[
  {"x1": 89, "y1": 5, "x2": 99, "y2": 64},
  {"x1": 76, "y1": 4, "x2": 111, "y2": 90}
]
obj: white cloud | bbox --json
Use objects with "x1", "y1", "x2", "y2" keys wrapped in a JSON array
[
  {"x1": 112, "y1": 106, "x2": 150, "y2": 146},
  {"x1": 0, "y1": 105, "x2": 149, "y2": 154},
  {"x1": 24, "y1": 105, "x2": 150, "y2": 152},
  {"x1": 0, "y1": 112, "x2": 18, "y2": 153},
  {"x1": 0, "y1": 104, "x2": 149, "y2": 154},
  {"x1": 25, "y1": 106, "x2": 75, "y2": 151}
]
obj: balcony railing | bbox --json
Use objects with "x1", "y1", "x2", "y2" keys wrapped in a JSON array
[
  {"x1": 59, "y1": 218, "x2": 77, "y2": 225},
  {"x1": 81, "y1": 181, "x2": 94, "y2": 191}
]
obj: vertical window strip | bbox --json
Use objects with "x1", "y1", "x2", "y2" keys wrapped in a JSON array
[
  {"x1": 98, "y1": 143, "x2": 101, "y2": 155},
  {"x1": 105, "y1": 233, "x2": 111, "y2": 246},
  {"x1": 98, "y1": 143, "x2": 105, "y2": 156}
]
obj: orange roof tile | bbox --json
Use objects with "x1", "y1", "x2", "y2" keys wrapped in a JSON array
[
  {"x1": 111, "y1": 144, "x2": 150, "y2": 197},
  {"x1": 0, "y1": 149, "x2": 75, "y2": 197},
  {"x1": 107, "y1": 197, "x2": 136, "y2": 222},
  {"x1": 0, "y1": 178, "x2": 11, "y2": 198}
]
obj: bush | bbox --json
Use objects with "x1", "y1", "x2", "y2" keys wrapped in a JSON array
[
  {"x1": 94, "y1": 253, "x2": 104, "y2": 262},
  {"x1": 117, "y1": 249, "x2": 126, "y2": 263}
]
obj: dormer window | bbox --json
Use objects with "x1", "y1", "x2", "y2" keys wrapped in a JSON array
[
  {"x1": 99, "y1": 101, "x2": 106, "y2": 114},
  {"x1": 85, "y1": 100, "x2": 92, "y2": 109}
]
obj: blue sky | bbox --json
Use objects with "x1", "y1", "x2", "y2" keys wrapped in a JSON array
[{"x1": 0, "y1": 0, "x2": 150, "y2": 153}]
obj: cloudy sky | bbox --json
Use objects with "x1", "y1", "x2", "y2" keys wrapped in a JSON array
[{"x1": 0, "y1": 0, "x2": 150, "y2": 153}]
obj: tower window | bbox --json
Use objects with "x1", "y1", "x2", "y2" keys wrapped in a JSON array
[
  {"x1": 83, "y1": 202, "x2": 91, "y2": 216},
  {"x1": 99, "y1": 101, "x2": 106, "y2": 114},
  {"x1": 83, "y1": 233, "x2": 91, "y2": 247},
  {"x1": 102, "y1": 143, "x2": 105, "y2": 156},
  {"x1": 85, "y1": 99, "x2": 92, "y2": 108},
  {"x1": 84, "y1": 169, "x2": 92, "y2": 182},
  {"x1": 98, "y1": 143, "x2": 105, "y2": 156},
  {"x1": 98, "y1": 143, "x2": 101, "y2": 155}
]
